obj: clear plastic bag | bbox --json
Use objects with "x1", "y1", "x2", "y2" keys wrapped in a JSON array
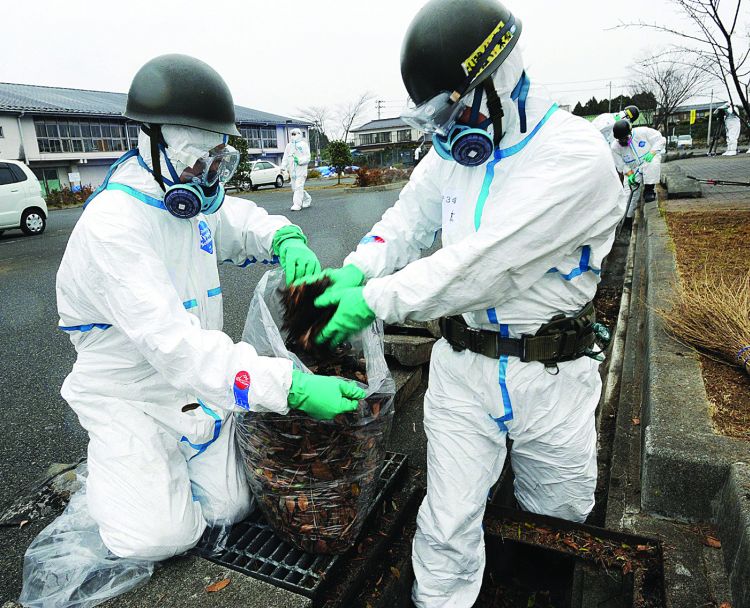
[
  {"x1": 18, "y1": 463, "x2": 154, "y2": 608},
  {"x1": 238, "y1": 269, "x2": 395, "y2": 554}
]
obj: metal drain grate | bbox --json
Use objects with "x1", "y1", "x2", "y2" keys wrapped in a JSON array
[{"x1": 197, "y1": 451, "x2": 408, "y2": 599}]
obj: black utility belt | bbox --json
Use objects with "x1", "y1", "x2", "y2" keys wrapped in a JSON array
[{"x1": 439, "y1": 302, "x2": 596, "y2": 365}]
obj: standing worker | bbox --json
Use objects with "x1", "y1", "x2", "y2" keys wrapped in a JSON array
[
  {"x1": 592, "y1": 105, "x2": 640, "y2": 144},
  {"x1": 722, "y1": 104, "x2": 741, "y2": 156},
  {"x1": 610, "y1": 119, "x2": 665, "y2": 205},
  {"x1": 299, "y1": 1, "x2": 624, "y2": 605},
  {"x1": 282, "y1": 128, "x2": 312, "y2": 210},
  {"x1": 23, "y1": 54, "x2": 365, "y2": 607}
]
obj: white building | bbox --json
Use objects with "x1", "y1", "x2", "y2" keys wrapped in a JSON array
[
  {"x1": 0, "y1": 82, "x2": 309, "y2": 193},
  {"x1": 350, "y1": 117, "x2": 426, "y2": 167}
]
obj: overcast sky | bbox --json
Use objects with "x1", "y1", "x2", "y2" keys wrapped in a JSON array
[{"x1": 0, "y1": 0, "x2": 737, "y2": 132}]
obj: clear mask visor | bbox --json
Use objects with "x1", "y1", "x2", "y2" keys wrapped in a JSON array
[
  {"x1": 179, "y1": 144, "x2": 240, "y2": 187},
  {"x1": 401, "y1": 91, "x2": 469, "y2": 137}
]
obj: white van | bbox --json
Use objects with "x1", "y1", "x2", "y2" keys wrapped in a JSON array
[{"x1": 0, "y1": 160, "x2": 48, "y2": 236}]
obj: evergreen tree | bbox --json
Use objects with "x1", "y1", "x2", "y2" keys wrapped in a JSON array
[{"x1": 228, "y1": 135, "x2": 252, "y2": 190}]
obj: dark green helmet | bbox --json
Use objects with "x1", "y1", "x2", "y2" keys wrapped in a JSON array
[
  {"x1": 613, "y1": 119, "x2": 632, "y2": 141},
  {"x1": 400, "y1": 0, "x2": 522, "y2": 106},
  {"x1": 124, "y1": 54, "x2": 240, "y2": 136}
]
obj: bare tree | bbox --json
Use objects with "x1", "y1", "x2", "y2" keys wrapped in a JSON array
[
  {"x1": 337, "y1": 92, "x2": 374, "y2": 143},
  {"x1": 297, "y1": 105, "x2": 330, "y2": 160},
  {"x1": 631, "y1": 53, "x2": 711, "y2": 130},
  {"x1": 617, "y1": 0, "x2": 750, "y2": 126},
  {"x1": 297, "y1": 105, "x2": 330, "y2": 138}
]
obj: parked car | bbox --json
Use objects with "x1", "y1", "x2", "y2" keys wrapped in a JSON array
[
  {"x1": 676, "y1": 135, "x2": 693, "y2": 149},
  {"x1": 0, "y1": 159, "x2": 48, "y2": 236},
  {"x1": 248, "y1": 160, "x2": 286, "y2": 190}
]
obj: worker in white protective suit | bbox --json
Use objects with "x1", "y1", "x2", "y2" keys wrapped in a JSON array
[
  {"x1": 43, "y1": 55, "x2": 364, "y2": 580},
  {"x1": 722, "y1": 104, "x2": 742, "y2": 156},
  {"x1": 591, "y1": 105, "x2": 640, "y2": 144},
  {"x1": 610, "y1": 119, "x2": 666, "y2": 207},
  {"x1": 282, "y1": 128, "x2": 312, "y2": 210},
  {"x1": 296, "y1": 1, "x2": 625, "y2": 606}
]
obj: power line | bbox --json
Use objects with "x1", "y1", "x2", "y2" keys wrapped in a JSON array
[{"x1": 537, "y1": 75, "x2": 629, "y2": 85}]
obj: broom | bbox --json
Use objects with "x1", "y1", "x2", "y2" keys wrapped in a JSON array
[{"x1": 658, "y1": 270, "x2": 750, "y2": 377}]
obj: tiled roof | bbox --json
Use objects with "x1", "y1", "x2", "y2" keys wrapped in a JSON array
[
  {"x1": 351, "y1": 117, "x2": 408, "y2": 132},
  {"x1": 0, "y1": 82, "x2": 309, "y2": 125}
]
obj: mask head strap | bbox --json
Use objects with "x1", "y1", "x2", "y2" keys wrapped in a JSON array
[
  {"x1": 483, "y1": 80, "x2": 504, "y2": 147},
  {"x1": 141, "y1": 124, "x2": 171, "y2": 192}
]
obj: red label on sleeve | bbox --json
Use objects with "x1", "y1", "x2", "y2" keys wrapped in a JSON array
[{"x1": 234, "y1": 371, "x2": 251, "y2": 390}]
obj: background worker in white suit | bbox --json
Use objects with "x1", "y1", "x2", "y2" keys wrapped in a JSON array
[{"x1": 282, "y1": 128, "x2": 312, "y2": 210}]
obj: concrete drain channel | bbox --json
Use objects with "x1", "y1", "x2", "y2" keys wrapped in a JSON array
[
  {"x1": 478, "y1": 506, "x2": 665, "y2": 607},
  {"x1": 192, "y1": 225, "x2": 668, "y2": 606}
]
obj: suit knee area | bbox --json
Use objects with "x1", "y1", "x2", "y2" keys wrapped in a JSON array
[{"x1": 101, "y1": 514, "x2": 205, "y2": 561}]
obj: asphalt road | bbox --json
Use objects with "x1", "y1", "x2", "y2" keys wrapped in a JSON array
[{"x1": 0, "y1": 183, "x2": 400, "y2": 507}]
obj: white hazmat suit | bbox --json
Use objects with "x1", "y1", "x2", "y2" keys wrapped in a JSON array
[
  {"x1": 723, "y1": 106, "x2": 741, "y2": 156},
  {"x1": 344, "y1": 49, "x2": 624, "y2": 607},
  {"x1": 592, "y1": 110, "x2": 633, "y2": 144},
  {"x1": 56, "y1": 127, "x2": 295, "y2": 560},
  {"x1": 282, "y1": 128, "x2": 312, "y2": 210},
  {"x1": 610, "y1": 126, "x2": 666, "y2": 215}
]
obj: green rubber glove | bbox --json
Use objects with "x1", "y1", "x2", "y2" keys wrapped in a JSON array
[
  {"x1": 293, "y1": 156, "x2": 299, "y2": 165},
  {"x1": 643, "y1": 151, "x2": 655, "y2": 163},
  {"x1": 288, "y1": 370, "x2": 365, "y2": 419},
  {"x1": 626, "y1": 172, "x2": 638, "y2": 185},
  {"x1": 293, "y1": 264, "x2": 366, "y2": 291},
  {"x1": 314, "y1": 286, "x2": 376, "y2": 347},
  {"x1": 273, "y1": 226, "x2": 322, "y2": 285}
]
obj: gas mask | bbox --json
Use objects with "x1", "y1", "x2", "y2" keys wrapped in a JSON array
[
  {"x1": 401, "y1": 45, "x2": 525, "y2": 167},
  {"x1": 429, "y1": 87, "x2": 496, "y2": 166},
  {"x1": 142, "y1": 125, "x2": 240, "y2": 219}
]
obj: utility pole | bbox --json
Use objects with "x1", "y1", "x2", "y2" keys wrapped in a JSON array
[
  {"x1": 707, "y1": 89, "x2": 714, "y2": 152},
  {"x1": 608, "y1": 82, "x2": 612, "y2": 113},
  {"x1": 376, "y1": 99, "x2": 384, "y2": 120}
]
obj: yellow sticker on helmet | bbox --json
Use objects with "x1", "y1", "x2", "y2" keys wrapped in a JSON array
[{"x1": 461, "y1": 20, "x2": 516, "y2": 79}]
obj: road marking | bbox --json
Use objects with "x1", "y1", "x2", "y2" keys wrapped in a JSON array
[{"x1": 0, "y1": 240, "x2": 19, "y2": 245}]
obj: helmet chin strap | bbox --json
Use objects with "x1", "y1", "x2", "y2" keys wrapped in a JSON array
[
  {"x1": 142, "y1": 124, "x2": 167, "y2": 192},
  {"x1": 483, "y1": 80, "x2": 504, "y2": 147}
]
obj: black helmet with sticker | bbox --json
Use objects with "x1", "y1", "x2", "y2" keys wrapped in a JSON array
[
  {"x1": 623, "y1": 105, "x2": 640, "y2": 122},
  {"x1": 400, "y1": 0, "x2": 522, "y2": 106}
]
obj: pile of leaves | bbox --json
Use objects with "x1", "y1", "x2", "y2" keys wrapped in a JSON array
[
  {"x1": 240, "y1": 278, "x2": 393, "y2": 554},
  {"x1": 281, "y1": 278, "x2": 336, "y2": 360},
  {"x1": 241, "y1": 396, "x2": 391, "y2": 554},
  {"x1": 354, "y1": 167, "x2": 411, "y2": 187},
  {"x1": 45, "y1": 185, "x2": 94, "y2": 207}
]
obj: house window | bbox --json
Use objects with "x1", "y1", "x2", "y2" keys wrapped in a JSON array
[
  {"x1": 240, "y1": 126, "x2": 261, "y2": 148},
  {"x1": 360, "y1": 133, "x2": 375, "y2": 145},
  {"x1": 397, "y1": 129, "x2": 411, "y2": 142},
  {"x1": 375, "y1": 131, "x2": 392, "y2": 144},
  {"x1": 34, "y1": 118, "x2": 128, "y2": 154},
  {"x1": 127, "y1": 124, "x2": 140, "y2": 149},
  {"x1": 261, "y1": 127, "x2": 277, "y2": 148}
]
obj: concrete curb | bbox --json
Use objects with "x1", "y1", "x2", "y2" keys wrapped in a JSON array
[
  {"x1": 343, "y1": 181, "x2": 407, "y2": 193},
  {"x1": 660, "y1": 164, "x2": 702, "y2": 199},
  {"x1": 640, "y1": 201, "x2": 750, "y2": 605},
  {"x1": 718, "y1": 463, "x2": 750, "y2": 607}
]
